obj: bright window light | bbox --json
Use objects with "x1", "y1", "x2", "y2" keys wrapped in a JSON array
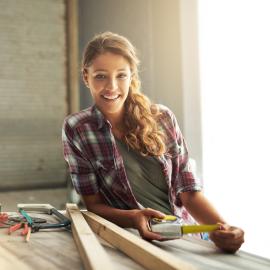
[{"x1": 198, "y1": 0, "x2": 270, "y2": 258}]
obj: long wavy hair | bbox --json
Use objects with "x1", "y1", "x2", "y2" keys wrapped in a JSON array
[{"x1": 82, "y1": 32, "x2": 166, "y2": 156}]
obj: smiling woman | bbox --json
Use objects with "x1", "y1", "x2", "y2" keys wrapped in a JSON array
[
  {"x1": 83, "y1": 52, "x2": 132, "y2": 127},
  {"x1": 80, "y1": 32, "x2": 165, "y2": 156},
  {"x1": 62, "y1": 32, "x2": 244, "y2": 253}
]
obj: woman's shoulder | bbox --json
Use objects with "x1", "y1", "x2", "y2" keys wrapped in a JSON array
[
  {"x1": 63, "y1": 105, "x2": 101, "y2": 130},
  {"x1": 154, "y1": 104, "x2": 183, "y2": 145},
  {"x1": 154, "y1": 104, "x2": 176, "y2": 120},
  {"x1": 153, "y1": 104, "x2": 181, "y2": 136}
]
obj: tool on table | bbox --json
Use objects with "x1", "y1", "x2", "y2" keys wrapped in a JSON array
[
  {"x1": 8, "y1": 216, "x2": 46, "y2": 224},
  {"x1": 1, "y1": 214, "x2": 43, "y2": 229},
  {"x1": 17, "y1": 204, "x2": 71, "y2": 232},
  {"x1": 8, "y1": 222, "x2": 28, "y2": 235},
  {"x1": 0, "y1": 204, "x2": 10, "y2": 228},
  {"x1": 1, "y1": 203, "x2": 68, "y2": 242},
  {"x1": 8, "y1": 209, "x2": 38, "y2": 242},
  {"x1": 0, "y1": 212, "x2": 9, "y2": 227},
  {"x1": 19, "y1": 208, "x2": 33, "y2": 242},
  {"x1": 7, "y1": 215, "x2": 47, "y2": 242},
  {"x1": 149, "y1": 215, "x2": 220, "y2": 238}
]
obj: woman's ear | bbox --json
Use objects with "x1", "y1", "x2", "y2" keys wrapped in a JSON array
[{"x1": 82, "y1": 69, "x2": 89, "y2": 88}]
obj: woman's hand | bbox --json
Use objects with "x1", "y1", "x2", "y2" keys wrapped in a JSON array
[
  {"x1": 210, "y1": 223, "x2": 245, "y2": 253},
  {"x1": 132, "y1": 208, "x2": 166, "y2": 241}
]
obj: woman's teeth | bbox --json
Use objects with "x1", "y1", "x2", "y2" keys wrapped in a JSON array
[{"x1": 102, "y1": 94, "x2": 119, "y2": 100}]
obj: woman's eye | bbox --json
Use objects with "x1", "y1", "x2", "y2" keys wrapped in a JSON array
[
  {"x1": 95, "y1": 74, "x2": 106, "y2": 80},
  {"x1": 118, "y1": 73, "x2": 128, "y2": 79}
]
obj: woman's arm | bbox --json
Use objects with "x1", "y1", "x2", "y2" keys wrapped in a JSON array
[
  {"x1": 82, "y1": 193, "x2": 166, "y2": 240},
  {"x1": 180, "y1": 191, "x2": 245, "y2": 253},
  {"x1": 180, "y1": 191, "x2": 226, "y2": 224}
]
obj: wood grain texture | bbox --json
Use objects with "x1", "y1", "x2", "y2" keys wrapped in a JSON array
[
  {"x1": 66, "y1": 203, "x2": 113, "y2": 270},
  {"x1": 1, "y1": 211, "x2": 270, "y2": 269},
  {"x1": 0, "y1": 213, "x2": 83, "y2": 270},
  {"x1": 144, "y1": 234, "x2": 270, "y2": 270},
  {"x1": 82, "y1": 211, "x2": 195, "y2": 270},
  {"x1": 0, "y1": 245, "x2": 29, "y2": 270},
  {"x1": 0, "y1": 212, "x2": 144, "y2": 270}
]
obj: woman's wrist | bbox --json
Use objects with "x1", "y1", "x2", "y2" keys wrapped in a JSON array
[{"x1": 128, "y1": 209, "x2": 141, "y2": 228}]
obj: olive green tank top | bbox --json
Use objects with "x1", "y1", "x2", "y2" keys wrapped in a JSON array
[{"x1": 115, "y1": 138, "x2": 173, "y2": 215}]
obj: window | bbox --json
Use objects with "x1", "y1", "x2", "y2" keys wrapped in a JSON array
[{"x1": 199, "y1": 0, "x2": 270, "y2": 258}]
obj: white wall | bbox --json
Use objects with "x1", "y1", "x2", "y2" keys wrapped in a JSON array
[
  {"x1": 179, "y1": 0, "x2": 202, "y2": 178},
  {"x1": 199, "y1": 0, "x2": 270, "y2": 259}
]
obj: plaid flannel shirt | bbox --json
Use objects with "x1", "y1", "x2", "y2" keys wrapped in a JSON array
[{"x1": 62, "y1": 104, "x2": 202, "y2": 223}]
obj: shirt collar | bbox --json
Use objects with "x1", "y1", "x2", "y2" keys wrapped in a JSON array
[{"x1": 92, "y1": 104, "x2": 112, "y2": 130}]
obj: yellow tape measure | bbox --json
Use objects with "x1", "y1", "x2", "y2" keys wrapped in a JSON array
[{"x1": 150, "y1": 215, "x2": 219, "y2": 238}]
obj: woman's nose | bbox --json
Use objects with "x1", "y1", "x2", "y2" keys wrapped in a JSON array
[{"x1": 105, "y1": 78, "x2": 117, "y2": 90}]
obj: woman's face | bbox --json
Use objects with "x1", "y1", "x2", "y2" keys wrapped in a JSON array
[{"x1": 84, "y1": 52, "x2": 132, "y2": 122}]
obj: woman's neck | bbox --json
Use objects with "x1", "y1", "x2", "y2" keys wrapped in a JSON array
[
  {"x1": 112, "y1": 127, "x2": 124, "y2": 140},
  {"x1": 105, "y1": 114, "x2": 125, "y2": 140}
]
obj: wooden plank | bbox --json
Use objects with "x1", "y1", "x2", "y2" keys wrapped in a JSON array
[
  {"x1": 0, "y1": 212, "x2": 143, "y2": 270},
  {"x1": 66, "y1": 204, "x2": 113, "y2": 270},
  {"x1": 82, "y1": 211, "x2": 195, "y2": 270}
]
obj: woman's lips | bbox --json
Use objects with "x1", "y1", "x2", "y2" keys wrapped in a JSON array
[{"x1": 101, "y1": 94, "x2": 120, "y2": 100}]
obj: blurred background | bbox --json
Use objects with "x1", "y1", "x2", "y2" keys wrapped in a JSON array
[{"x1": 0, "y1": 0, "x2": 269, "y2": 258}]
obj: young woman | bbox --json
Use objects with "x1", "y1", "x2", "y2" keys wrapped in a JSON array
[{"x1": 62, "y1": 32, "x2": 244, "y2": 253}]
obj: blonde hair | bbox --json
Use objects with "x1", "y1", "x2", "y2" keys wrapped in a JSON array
[{"x1": 82, "y1": 32, "x2": 166, "y2": 156}]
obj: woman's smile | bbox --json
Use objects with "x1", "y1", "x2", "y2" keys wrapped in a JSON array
[
  {"x1": 84, "y1": 52, "x2": 132, "y2": 122},
  {"x1": 101, "y1": 93, "x2": 121, "y2": 101}
]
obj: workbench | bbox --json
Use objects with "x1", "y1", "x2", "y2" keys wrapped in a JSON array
[{"x1": 1, "y1": 211, "x2": 269, "y2": 270}]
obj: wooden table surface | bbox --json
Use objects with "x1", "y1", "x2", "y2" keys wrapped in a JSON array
[{"x1": 1, "y1": 212, "x2": 269, "y2": 270}]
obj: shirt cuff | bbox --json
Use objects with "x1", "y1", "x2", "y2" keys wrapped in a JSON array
[{"x1": 176, "y1": 184, "x2": 203, "y2": 194}]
